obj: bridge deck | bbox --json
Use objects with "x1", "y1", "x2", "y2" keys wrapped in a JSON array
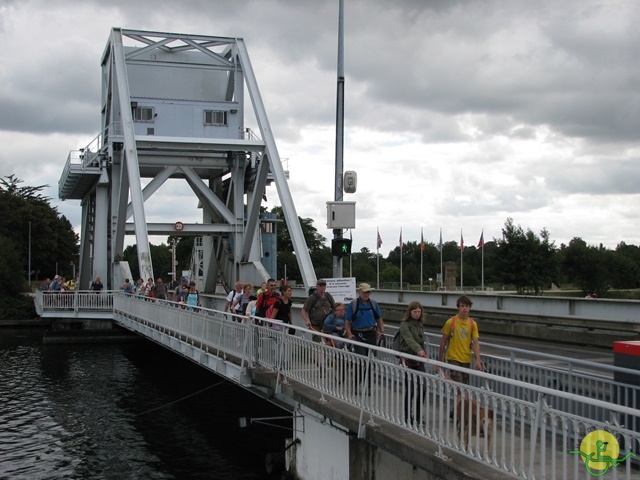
[{"x1": 35, "y1": 291, "x2": 640, "y2": 480}]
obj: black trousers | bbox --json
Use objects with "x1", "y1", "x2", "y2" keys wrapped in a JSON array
[
  {"x1": 352, "y1": 330, "x2": 377, "y2": 390},
  {"x1": 403, "y1": 361, "x2": 426, "y2": 423}
]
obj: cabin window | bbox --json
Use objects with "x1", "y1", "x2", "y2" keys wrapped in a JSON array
[
  {"x1": 204, "y1": 110, "x2": 228, "y2": 126},
  {"x1": 133, "y1": 106, "x2": 154, "y2": 122}
]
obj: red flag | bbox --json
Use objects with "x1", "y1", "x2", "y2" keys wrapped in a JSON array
[
  {"x1": 478, "y1": 231, "x2": 484, "y2": 249},
  {"x1": 420, "y1": 228, "x2": 425, "y2": 252},
  {"x1": 460, "y1": 231, "x2": 464, "y2": 251},
  {"x1": 377, "y1": 228, "x2": 382, "y2": 249}
]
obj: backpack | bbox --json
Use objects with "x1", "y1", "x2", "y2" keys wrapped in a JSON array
[
  {"x1": 256, "y1": 292, "x2": 278, "y2": 318},
  {"x1": 350, "y1": 298, "x2": 380, "y2": 321},
  {"x1": 265, "y1": 303, "x2": 276, "y2": 319},
  {"x1": 392, "y1": 330, "x2": 402, "y2": 353},
  {"x1": 184, "y1": 291, "x2": 200, "y2": 305},
  {"x1": 307, "y1": 292, "x2": 335, "y2": 320}
]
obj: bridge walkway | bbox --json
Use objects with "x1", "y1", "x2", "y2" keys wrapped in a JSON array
[{"x1": 35, "y1": 291, "x2": 640, "y2": 480}]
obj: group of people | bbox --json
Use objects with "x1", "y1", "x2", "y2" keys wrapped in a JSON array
[
  {"x1": 297, "y1": 280, "x2": 481, "y2": 424},
  {"x1": 41, "y1": 275, "x2": 78, "y2": 293},
  {"x1": 117, "y1": 276, "x2": 202, "y2": 309},
  {"x1": 221, "y1": 278, "x2": 482, "y2": 391},
  {"x1": 223, "y1": 279, "x2": 294, "y2": 330},
  {"x1": 396, "y1": 294, "x2": 481, "y2": 424}
]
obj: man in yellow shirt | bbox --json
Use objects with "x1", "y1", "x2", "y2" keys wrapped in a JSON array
[
  {"x1": 64, "y1": 277, "x2": 77, "y2": 291},
  {"x1": 438, "y1": 295, "x2": 482, "y2": 384}
]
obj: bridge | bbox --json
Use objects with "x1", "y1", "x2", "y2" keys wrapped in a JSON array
[
  {"x1": 48, "y1": 26, "x2": 640, "y2": 479},
  {"x1": 35, "y1": 290, "x2": 640, "y2": 480}
]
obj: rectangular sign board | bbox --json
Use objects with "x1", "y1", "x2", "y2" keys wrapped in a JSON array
[{"x1": 324, "y1": 277, "x2": 357, "y2": 303}]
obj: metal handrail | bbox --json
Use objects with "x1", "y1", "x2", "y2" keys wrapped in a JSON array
[
  {"x1": 36, "y1": 291, "x2": 640, "y2": 479},
  {"x1": 110, "y1": 294, "x2": 640, "y2": 480}
]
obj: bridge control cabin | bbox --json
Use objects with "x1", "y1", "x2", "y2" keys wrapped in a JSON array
[{"x1": 58, "y1": 28, "x2": 315, "y2": 292}]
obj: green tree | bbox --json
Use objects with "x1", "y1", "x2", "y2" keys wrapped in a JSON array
[
  {"x1": 380, "y1": 263, "x2": 400, "y2": 284},
  {"x1": 348, "y1": 247, "x2": 381, "y2": 285},
  {"x1": 271, "y1": 206, "x2": 327, "y2": 281},
  {"x1": 0, "y1": 236, "x2": 35, "y2": 319},
  {"x1": 0, "y1": 237, "x2": 28, "y2": 295},
  {"x1": 611, "y1": 242, "x2": 640, "y2": 289},
  {"x1": 0, "y1": 178, "x2": 78, "y2": 281},
  {"x1": 123, "y1": 243, "x2": 172, "y2": 283},
  {"x1": 561, "y1": 238, "x2": 612, "y2": 296},
  {"x1": 495, "y1": 218, "x2": 558, "y2": 294}
]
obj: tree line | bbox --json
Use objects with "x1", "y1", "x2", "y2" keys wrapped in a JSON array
[
  {"x1": 3, "y1": 176, "x2": 639, "y2": 301},
  {"x1": 274, "y1": 214, "x2": 640, "y2": 298}
]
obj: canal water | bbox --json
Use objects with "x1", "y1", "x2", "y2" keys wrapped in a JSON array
[{"x1": 0, "y1": 329, "x2": 291, "y2": 479}]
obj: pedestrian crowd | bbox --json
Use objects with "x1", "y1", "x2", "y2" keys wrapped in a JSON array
[{"x1": 39, "y1": 272, "x2": 482, "y2": 426}]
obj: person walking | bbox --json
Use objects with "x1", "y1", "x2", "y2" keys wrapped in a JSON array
[
  {"x1": 345, "y1": 283, "x2": 385, "y2": 394},
  {"x1": 301, "y1": 279, "x2": 335, "y2": 342},
  {"x1": 231, "y1": 283, "x2": 253, "y2": 319},
  {"x1": 182, "y1": 281, "x2": 201, "y2": 311},
  {"x1": 143, "y1": 278, "x2": 154, "y2": 298},
  {"x1": 323, "y1": 302, "x2": 347, "y2": 349},
  {"x1": 398, "y1": 301, "x2": 429, "y2": 425},
  {"x1": 255, "y1": 278, "x2": 279, "y2": 323},
  {"x1": 438, "y1": 295, "x2": 482, "y2": 384},
  {"x1": 270, "y1": 285, "x2": 293, "y2": 334},
  {"x1": 153, "y1": 277, "x2": 168, "y2": 301},
  {"x1": 224, "y1": 280, "x2": 243, "y2": 316},
  {"x1": 345, "y1": 283, "x2": 384, "y2": 353}
]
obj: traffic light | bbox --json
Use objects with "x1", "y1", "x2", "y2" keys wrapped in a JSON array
[{"x1": 331, "y1": 238, "x2": 352, "y2": 258}]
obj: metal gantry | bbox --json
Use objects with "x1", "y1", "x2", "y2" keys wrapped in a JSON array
[{"x1": 59, "y1": 28, "x2": 316, "y2": 291}]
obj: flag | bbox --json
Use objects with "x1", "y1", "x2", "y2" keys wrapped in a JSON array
[
  {"x1": 460, "y1": 230, "x2": 464, "y2": 251},
  {"x1": 420, "y1": 228, "x2": 425, "y2": 251},
  {"x1": 437, "y1": 228, "x2": 443, "y2": 252},
  {"x1": 377, "y1": 228, "x2": 382, "y2": 249},
  {"x1": 399, "y1": 228, "x2": 403, "y2": 252},
  {"x1": 478, "y1": 230, "x2": 484, "y2": 249}
]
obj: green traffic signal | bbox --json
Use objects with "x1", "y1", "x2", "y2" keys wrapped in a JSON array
[{"x1": 332, "y1": 238, "x2": 352, "y2": 258}]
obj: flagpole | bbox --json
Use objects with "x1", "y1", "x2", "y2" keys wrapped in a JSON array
[
  {"x1": 439, "y1": 228, "x2": 443, "y2": 289},
  {"x1": 460, "y1": 228, "x2": 464, "y2": 291},
  {"x1": 481, "y1": 239, "x2": 484, "y2": 291},
  {"x1": 479, "y1": 229, "x2": 484, "y2": 291},
  {"x1": 376, "y1": 227, "x2": 381, "y2": 289},
  {"x1": 349, "y1": 230, "x2": 353, "y2": 278},
  {"x1": 399, "y1": 227, "x2": 403, "y2": 291},
  {"x1": 420, "y1": 227, "x2": 424, "y2": 291}
]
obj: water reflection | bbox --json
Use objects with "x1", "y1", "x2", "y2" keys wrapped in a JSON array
[{"x1": 0, "y1": 330, "x2": 290, "y2": 479}]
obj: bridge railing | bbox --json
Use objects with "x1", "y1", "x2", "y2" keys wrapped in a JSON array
[
  {"x1": 35, "y1": 289, "x2": 116, "y2": 314},
  {"x1": 378, "y1": 330, "x2": 640, "y2": 423},
  {"x1": 109, "y1": 294, "x2": 640, "y2": 480},
  {"x1": 36, "y1": 289, "x2": 640, "y2": 417}
]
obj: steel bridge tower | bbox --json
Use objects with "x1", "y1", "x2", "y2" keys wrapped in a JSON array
[{"x1": 58, "y1": 28, "x2": 316, "y2": 291}]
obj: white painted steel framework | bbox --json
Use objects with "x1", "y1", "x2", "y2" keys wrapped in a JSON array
[{"x1": 59, "y1": 28, "x2": 316, "y2": 290}]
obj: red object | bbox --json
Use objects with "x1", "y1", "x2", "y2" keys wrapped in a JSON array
[
  {"x1": 613, "y1": 341, "x2": 640, "y2": 356},
  {"x1": 174, "y1": 221, "x2": 184, "y2": 231}
]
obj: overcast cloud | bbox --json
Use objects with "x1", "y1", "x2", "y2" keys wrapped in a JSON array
[{"x1": 1, "y1": 0, "x2": 640, "y2": 257}]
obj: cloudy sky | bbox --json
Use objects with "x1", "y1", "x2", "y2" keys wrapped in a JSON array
[{"x1": 2, "y1": 0, "x2": 640, "y2": 256}]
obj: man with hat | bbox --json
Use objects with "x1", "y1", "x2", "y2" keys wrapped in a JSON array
[
  {"x1": 302, "y1": 279, "x2": 335, "y2": 342},
  {"x1": 345, "y1": 283, "x2": 385, "y2": 354}
]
